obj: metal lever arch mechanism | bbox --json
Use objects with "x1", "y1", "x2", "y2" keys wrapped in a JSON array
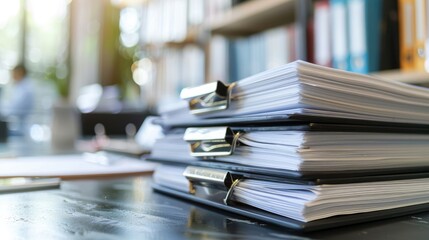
[
  {"x1": 183, "y1": 127, "x2": 241, "y2": 157},
  {"x1": 183, "y1": 166, "x2": 242, "y2": 205},
  {"x1": 180, "y1": 81, "x2": 235, "y2": 115}
]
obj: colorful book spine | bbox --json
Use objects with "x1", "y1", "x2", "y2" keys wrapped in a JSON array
[
  {"x1": 348, "y1": 0, "x2": 383, "y2": 73},
  {"x1": 314, "y1": 0, "x2": 332, "y2": 67},
  {"x1": 330, "y1": 0, "x2": 350, "y2": 70},
  {"x1": 414, "y1": 0, "x2": 427, "y2": 70},
  {"x1": 426, "y1": 0, "x2": 429, "y2": 71},
  {"x1": 398, "y1": 0, "x2": 416, "y2": 70}
]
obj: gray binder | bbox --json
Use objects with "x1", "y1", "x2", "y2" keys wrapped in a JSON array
[{"x1": 152, "y1": 165, "x2": 429, "y2": 231}]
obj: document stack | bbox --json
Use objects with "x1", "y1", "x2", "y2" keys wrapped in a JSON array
[{"x1": 148, "y1": 61, "x2": 429, "y2": 231}]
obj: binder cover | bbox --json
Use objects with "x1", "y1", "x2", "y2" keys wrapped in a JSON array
[
  {"x1": 148, "y1": 156, "x2": 429, "y2": 182},
  {"x1": 157, "y1": 113, "x2": 429, "y2": 129},
  {"x1": 149, "y1": 122, "x2": 429, "y2": 179},
  {"x1": 153, "y1": 183, "x2": 429, "y2": 232}
]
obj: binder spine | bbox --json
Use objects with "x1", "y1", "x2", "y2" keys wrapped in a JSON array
[
  {"x1": 348, "y1": 0, "x2": 368, "y2": 73},
  {"x1": 426, "y1": 0, "x2": 429, "y2": 71},
  {"x1": 348, "y1": 0, "x2": 383, "y2": 73},
  {"x1": 365, "y1": 0, "x2": 383, "y2": 73},
  {"x1": 414, "y1": 0, "x2": 427, "y2": 70},
  {"x1": 399, "y1": 0, "x2": 416, "y2": 70},
  {"x1": 330, "y1": 0, "x2": 350, "y2": 70},
  {"x1": 314, "y1": 0, "x2": 332, "y2": 67}
]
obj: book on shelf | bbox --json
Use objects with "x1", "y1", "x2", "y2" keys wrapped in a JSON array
[
  {"x1": 413, "y1": 0, "x2": 427, "y2": 70},
  {"x1": 398, "y1": 0, "x2": 429, "y2": 72},
  {"x1": 330, "y1": 0, "x2": 349, "y2": 70},
  {"x1": 312, "y1": 0, "x2": 406, "y2": 73},
  {"x1": 379, "y1": 0, "x2": 400, "y2": 71},
  {"x1": 314, "y1": 0, "x2": 331, "y2": 67},
  {"x1": 210, "y1": 23, "x2": 298, "y2": 83},
  {"x1": 347, "y1": 0, "x2": 383, "y2": 73},
  {"x1": 399, "y1": 0, "x2": 416, "y2": 70}
]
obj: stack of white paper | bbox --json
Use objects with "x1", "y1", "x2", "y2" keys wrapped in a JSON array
[
  {"x1": 151, "y1": 131, "x2": 429, "y2": 172},
  {"x1": 163, "y1": 61, "x2": 429, "y2": 125},
  {"x1": 154, "y1": 165, "x2": 429, "y2": 223}
]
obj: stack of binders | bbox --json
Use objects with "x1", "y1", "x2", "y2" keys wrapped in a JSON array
[{"x1": 148, "y1": 61, "x2": 429, "y2": 231}]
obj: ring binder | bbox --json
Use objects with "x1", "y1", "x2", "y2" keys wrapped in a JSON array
[
  {"x1": 183, "y1": 127, "x2": 241, "y2": 157},
  {"x1": 183, "y1": 166, "x2": 242, "y2": 205},
  {"x1": 180, "y1": 81, "x2": 235, "y2": 115}
]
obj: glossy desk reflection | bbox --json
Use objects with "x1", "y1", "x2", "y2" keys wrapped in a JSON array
[{"x1": 1, "y1": 176, "x2": 429, "y2": 240}]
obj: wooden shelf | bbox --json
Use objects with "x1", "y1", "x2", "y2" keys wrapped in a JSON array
[
  {"x1": 371, "y1": 69, "x2": 429, "y2": 84},
  {"x1": 209, "y1": 0, "x2": 296, "y2": 36},
  {"x1": 142, "y1": 28, "x2": 202, "y2": 49}
]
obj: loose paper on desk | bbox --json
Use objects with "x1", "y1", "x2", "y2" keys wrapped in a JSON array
[{"x1": 0, "y1": 154, "x2": 156, "y2": 179}]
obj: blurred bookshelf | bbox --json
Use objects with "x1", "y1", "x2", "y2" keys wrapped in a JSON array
[
  {"x1": 142, "y1": 31, "x2": 200, "y2": 49},
  {"x1": 134, "y1": 0, "x2": 429, "y2": 110},
  {"x1": 206, "y1": 0, "x2": 310, "y2": 83}
]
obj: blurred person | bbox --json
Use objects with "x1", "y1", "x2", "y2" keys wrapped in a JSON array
[{"x1": 2, "y1": 64, "x2": 34, "y2": 134}]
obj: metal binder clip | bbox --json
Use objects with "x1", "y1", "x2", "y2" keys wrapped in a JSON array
[
  {"x1": 180, "y1": 81, "x2": 235, "y2": 115},
  {"x1": 183, "y1": 166, "x2": 242, "y2": 205},
  {"x1": 184, "y1": 127, "x2": 241, "y2": 157}
]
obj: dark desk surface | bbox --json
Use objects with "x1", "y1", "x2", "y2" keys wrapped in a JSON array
[{"x1": 1, "y1": 176, "x2": 429, "y2": 240}]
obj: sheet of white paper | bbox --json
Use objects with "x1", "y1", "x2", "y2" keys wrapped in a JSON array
[{"x1": 0, "y1": 154, "x2": 156, "y2": 178}]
